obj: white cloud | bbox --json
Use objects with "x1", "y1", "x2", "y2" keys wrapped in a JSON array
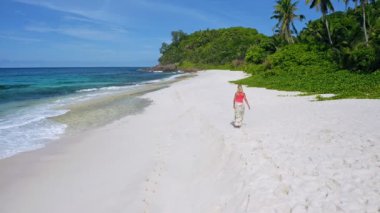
[
  {"x1": 14, "y1": 0, "x2": 227, "y2": 29},
  {"x1": 134, "y1": 0, "x2": 223, "y2": 25},
  {"x1": 15, "y1": 0, "x2": 130, "y2": 41},
  {"x1": 13, "y1": 0, "x2": 118, "y2": 23},
  {"x1": 0, "y1": 34, "x2": 41, "y2": 42},
  {"x1": 25, "y1": 25, "x2": 119, "y2": 41},
  {"x1": 63, "y1": 15, "x2": 101, "y2": 24}
]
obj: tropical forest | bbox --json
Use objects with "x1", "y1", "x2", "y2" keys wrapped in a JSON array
[{"x1": 158, "y1": 0, "x2": 380, "y2": 99}]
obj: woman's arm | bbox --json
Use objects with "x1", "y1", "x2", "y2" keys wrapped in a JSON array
[
  {"x1": 233, "y1": 93, "x2": 236, "y2": 109},
  {"x1": 244, "y1": 94, "x2": 251, "y2": 110}
]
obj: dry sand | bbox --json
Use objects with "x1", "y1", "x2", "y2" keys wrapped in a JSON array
[{"x1": 0, "y1": 70, "x2": 379, "y2": 213}]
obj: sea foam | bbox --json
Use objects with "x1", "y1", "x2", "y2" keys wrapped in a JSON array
[
  {"x1": 0, "y1": 72, "x2": 185, "y2": 159},
  {"x1": 0, "y1": 103, "x2": 68, "y2": 159}
]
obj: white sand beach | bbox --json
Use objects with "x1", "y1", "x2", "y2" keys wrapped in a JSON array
[{"x1": 0, "y1": 70, "x2": 379, "y2": 213}]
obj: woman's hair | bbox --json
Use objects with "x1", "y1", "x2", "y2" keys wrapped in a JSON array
[{"x1": 237, "y1": 84, "x2": 243, "y2": 91}]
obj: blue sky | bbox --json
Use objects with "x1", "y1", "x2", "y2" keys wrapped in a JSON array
[{"x1": 0, "y1": 0, "x2": 348, "y2": 67}]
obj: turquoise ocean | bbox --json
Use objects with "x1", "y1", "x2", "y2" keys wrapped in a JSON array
[{"x1": 0, "y1": 67, "x2": 183, "y2": 159}]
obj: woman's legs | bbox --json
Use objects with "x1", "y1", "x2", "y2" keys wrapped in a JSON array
[{"x1": 234, "y1": 103, "x2": 245, "y2": 127}]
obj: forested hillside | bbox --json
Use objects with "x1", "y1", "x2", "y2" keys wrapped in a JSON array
[{"x1": 159, "y1": 27, "x2": 272, "y2": 66}]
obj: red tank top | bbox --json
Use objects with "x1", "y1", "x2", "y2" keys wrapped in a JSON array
[{"x1": 235, "y1": 92, "x2": 245, "y2": 103}]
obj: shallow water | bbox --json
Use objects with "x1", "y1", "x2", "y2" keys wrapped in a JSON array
[{"x1": 0, "y1": 67, "x2": 184, "y2": 159}]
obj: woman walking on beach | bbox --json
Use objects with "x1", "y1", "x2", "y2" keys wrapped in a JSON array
[{"x1": 233, "y1": 85, "x2": 250, "y2": 128}]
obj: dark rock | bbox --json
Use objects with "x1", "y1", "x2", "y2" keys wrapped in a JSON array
[
  {"x1": 149, "y1": 64, "x2": 178, "y2": 72},
  {"x1": 137, "y1": 67, "x2": 150, "y2": 72}
]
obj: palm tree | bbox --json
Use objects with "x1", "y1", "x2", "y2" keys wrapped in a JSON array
[
  {"x1": 345, "y1": 0, "x2": 360, "y2": 8},
  {"x1": 354, "y1": 0, "x2": 359, "y2": 7},
  {"x1": 341, "y1": 0, "x2": 371, "y2": 46},
  {"x1": 360, "y1": 0, "x2": 369, "y2": 46},
  {"x1": 340, "y1": 0, "x2": 352, "y2": 10},
  {"x1": 271, "y1": 0, "x2": 305, "y2": 44},
  {"x1": 306, "y1": 0, "x2": 335, "y2": 45}
]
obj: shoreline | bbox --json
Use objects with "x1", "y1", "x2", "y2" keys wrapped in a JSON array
[
  {"x1": 0, "y1": 72, "x2": 194, "y2": 160},
  {"x1": 53, "y1": 73, "x2": 194, "y2": 136},
  {"x1": 1, "y1": 70, "x2": 379, "y2": 212}
]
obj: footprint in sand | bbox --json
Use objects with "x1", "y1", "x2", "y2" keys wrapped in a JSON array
[
  {"x1": 142, "y1": 139, "x2": 172, "y2": 212},
  {"x1": 273, "y1": 183, "x2": 291, "y2": 197}
]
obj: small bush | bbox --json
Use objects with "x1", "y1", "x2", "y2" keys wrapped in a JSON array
[
  {"x1": 245, "y1": 46, "x2": 267, "y2": 64},
  {"x1": 266, "y1": 44, "x2": 337, "y2": 72},
  {"x1": 348, "y1": 45, "x2": 378, "y2": 72},
  {"x1": 232, "y1": 59, "x2": 245, "y2": 67},
  {"x1": 243, "y1": 63, "x2": 266, "y2": 74}
]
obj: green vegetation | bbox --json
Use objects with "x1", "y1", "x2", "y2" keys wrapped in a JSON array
[
  {"x1": 158, "y1": 0, "x2": 380, "y2": 100},
  {"x1": 159, "y1": 27, "x2": 268, "y2": 66},
  {"x1": 237, "y1": 44, "x2": 380, "y2": 100}
]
